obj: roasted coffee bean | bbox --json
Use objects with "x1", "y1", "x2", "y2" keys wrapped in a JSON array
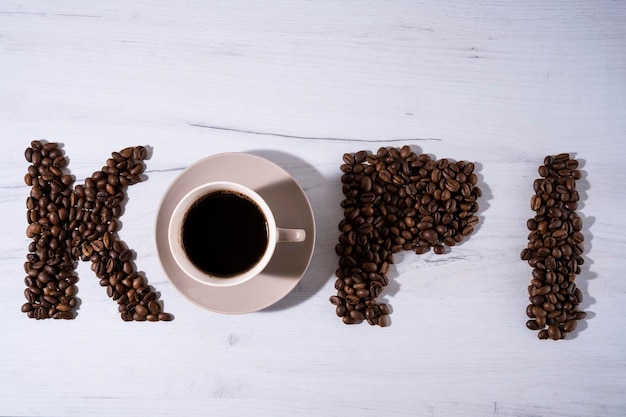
[
  {"x1": 333, "y1": 147, "x2": 482, "y2": 326},
  {"x1": 526, "y1": 320, "x2": 540, "y2": 330},
  {"x1": 157, "y1": 312, "x2": 173, "y2": 321},
  {"x1": 547, "y1": 324, "x2": 561, "y2": 340},
  {"x1": 350, "y1": 309, "x2": 365, "y2": 321},
  {"x1": 522, "y1": 154, "x2": 585, "y2": 340},
  {"x1": 148, "y1": 300, "x2": 160, "y2": 315},
  {"x1": 22, "y1": 142, "x2": 172, "y2": 321},
  {"x1": 329, "y1": 295, "x2": 343, "y2": 306},
  {"x1": 134, "y1": 304, "x2": 148, "y2": 316}
]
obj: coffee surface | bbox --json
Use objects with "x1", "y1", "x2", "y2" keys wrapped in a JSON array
[{"x1": 182, "y1": 191, "x2": 268, "y2": 277}]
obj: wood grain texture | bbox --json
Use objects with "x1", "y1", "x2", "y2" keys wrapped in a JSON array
[{"x1": 1, "y1": 1, "x2": 625, "y2": 416}]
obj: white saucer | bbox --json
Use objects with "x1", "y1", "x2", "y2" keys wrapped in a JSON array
[{"x1": 155, "y1": 153, "x2": 316, "y2": 314}]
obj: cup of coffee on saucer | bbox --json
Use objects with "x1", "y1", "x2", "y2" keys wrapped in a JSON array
[
  {"x1": 156, "y1": 152, "x2": 315, "y2": 314},
  {"x1": 168, "y1": 181, "x2": 306, "y2": 287}
]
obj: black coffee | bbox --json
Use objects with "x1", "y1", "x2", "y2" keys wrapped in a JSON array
[{"x1": 181, "y1": 191, "x2": 268, "y2": 277}]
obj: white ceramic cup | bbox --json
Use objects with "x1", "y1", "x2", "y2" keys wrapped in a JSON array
[{"x1": 168, "y1": 181, "x2": 306, "y2": 287}]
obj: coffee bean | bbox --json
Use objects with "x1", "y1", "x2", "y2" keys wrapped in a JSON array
[
  {"x1": 350, "y1": 309, "x2": 365, "y2": 320},
  {"x1": 547, "y1": 324, "x2": 561, "y2": 340},
  {"x1": 358, "y1": 223, "x2": 374, "y2": 235},
  {"x1": 329, "y1": 295, "x2": 343, "y2": 306},
  {"x1": 526, "y1": 320, "x2": 540, "y2": 330},
  {"x1": 357, "y1": 262, "x2": 375, "y2": 275},
  {"x1": 134, "y1": 304, "x2": 148, "y2": 316},
  {"x1": 148, "y1": 300, "x2": 160, "y2": 315},
  {"x1": 563, "y1": 319, "x2": 577, "y2": 333},
  {"x1": 444, "y1": 178, "x2": 460, "y2": 193},
  {"x1": 360, "y1": 176, "x2": 373, "y2": 192},
  {"x1": 345, "y1": 294, "x2": 360, "y2": 305},
  {"x1": 530, "y1": 195, "x2": 542, "y2": 211},
  {"x1": 131, "y1": 312, "x2": 146, "y2": 321},
  {"x1": 55, "y1": 304, "x2": 72, "y2": 312},
  {"x1": 157, "y1": 312, "x2": 173, "y2": 321}
]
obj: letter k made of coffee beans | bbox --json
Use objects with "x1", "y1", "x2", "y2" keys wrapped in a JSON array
[{"x1": 22, "y1": 141, "x2": 173, "y2": 321}]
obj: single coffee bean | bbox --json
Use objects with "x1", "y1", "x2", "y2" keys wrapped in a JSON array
[
  {"x1": 444, "y1": 178, "x2": 460, "y2": 193},
  {"x1": 329, "y1": 295, "x2": 343, "y2": 306},
  {"x1": 336, "y1": 304, "x2": 347, "y2": 317},
  {"x1": 135, "y1": 305, "x2": 148, "y2": 316},
  {"x1": 361, "y1": 176, "x2": 373, "y2": 192},
  {"x1": 350, "y1": 309, "x2": 365, "y2": 321},
  {"x1": 547, "y1": 324, "x2": 561, "y2": 340},
  {"x1": 526, "y1": 320, "x2": 540, "y2": 330},
  {"x1": 563, "y1": 319, "x2": 577, "y2": 333},
  {"x1": 132, "y1": 312, "x2": 147, "y2": 321},
  {"x1": 148, "y1": 300, "x2": 160, "y2": 315}
]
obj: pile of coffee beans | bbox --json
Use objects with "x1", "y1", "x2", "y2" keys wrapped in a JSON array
[
  {"x1": 521, "y1": 153, "x2": 585, "y2": 340},
  {"x1": 22, "y1": 140, "x2": 172, "y2": 321},
  {"x1": 332, "y1": 146, "x2": 482, "y2": 326}
]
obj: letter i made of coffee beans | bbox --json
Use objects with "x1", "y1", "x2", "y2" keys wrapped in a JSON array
[{"x1": 521, "y1": 153, "x2": 586, "y2": 340}]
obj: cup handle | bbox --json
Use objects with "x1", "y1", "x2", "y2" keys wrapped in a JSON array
[{"x1": 277, "y1": 227, "x2": 306, "y2": 243}]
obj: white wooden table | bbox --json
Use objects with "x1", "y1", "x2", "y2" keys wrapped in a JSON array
[{"x1": 1, "y1": 1, "x2": 625, "y2": 416}]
